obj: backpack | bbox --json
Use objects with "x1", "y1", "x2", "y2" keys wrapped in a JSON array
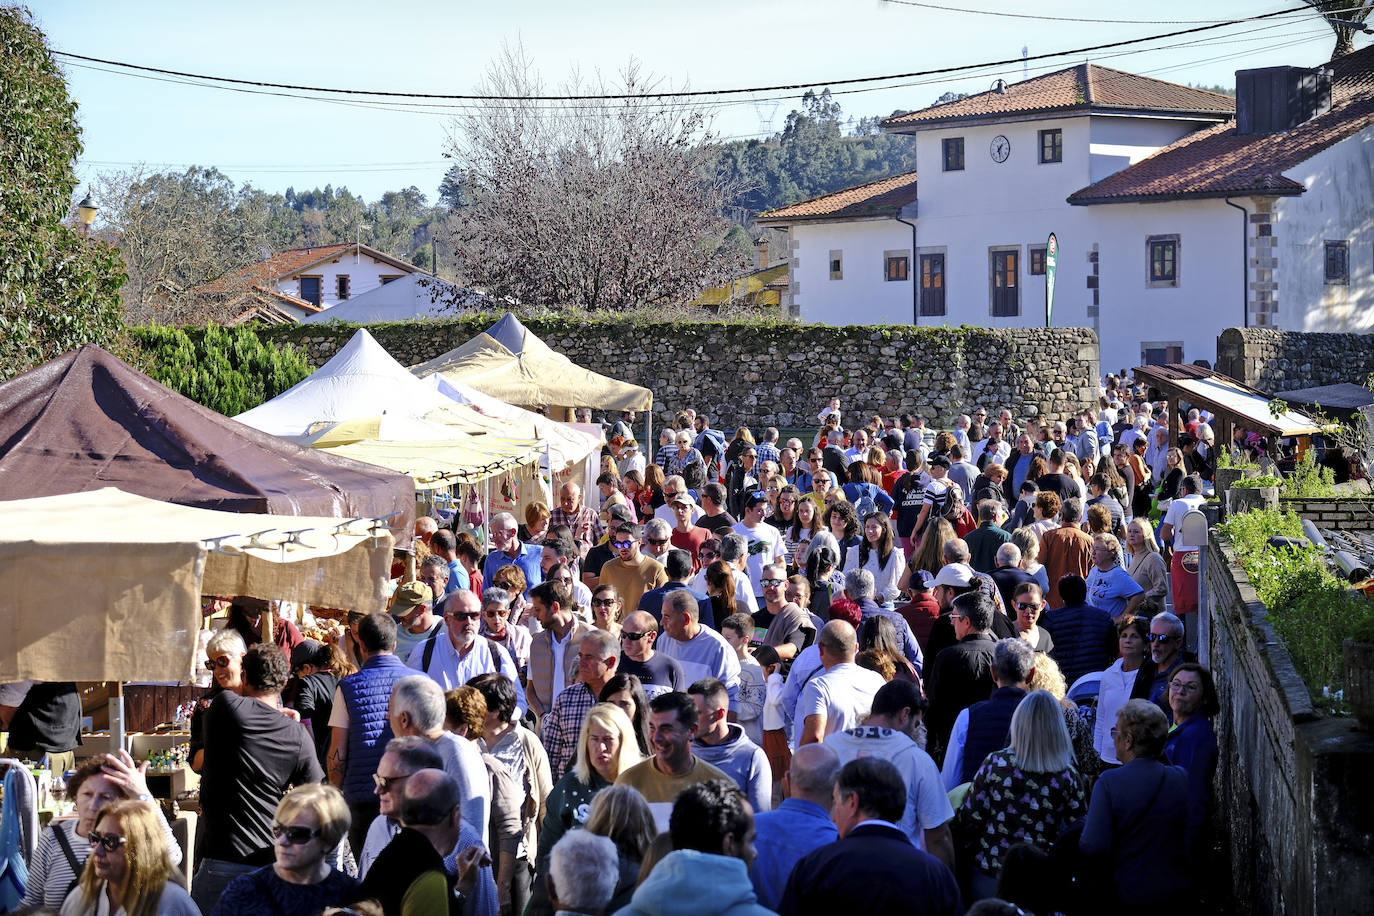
[
  {"x1": 937, "y1": 480, "x2": 966, "y2": 524},
  {"x1": 421, "y1": 632, "x2": 504, "y2": 675}
]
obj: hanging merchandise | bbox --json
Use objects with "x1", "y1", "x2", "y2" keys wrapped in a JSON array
[{"x1": 463, "y1": 485, "x2": 486, "y2": 535}]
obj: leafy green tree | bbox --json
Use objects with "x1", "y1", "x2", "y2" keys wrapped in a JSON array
[
  {"x1": 0, "y1": 5, "x2": 126, "y2": 380},
  {"x1": 130, "y1": 324, "x2": 311, "y2": 416}
]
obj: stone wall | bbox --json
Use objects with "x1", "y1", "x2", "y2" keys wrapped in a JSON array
[
  {"x1": 1278, "y1": 496, "x2": 1374, "y2": 529},
  {"x1": 262, "y1": 316, "x2": 1100, "y2": 431},
  {"x1": 1206, "y1": 534, "x2": 1374, "y2": 915},
  {"x1": 1216, "y1": 327, "x2": 1374, "y2": 391}
]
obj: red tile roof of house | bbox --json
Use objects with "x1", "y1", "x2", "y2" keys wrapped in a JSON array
[
  {"x1": 883, "y1": 64, "x2": 1234, "y2": 128},
  {"x1": 1069, "y1": 46, "x2": 1374, "y2": 204},
  {"x1": 193, "y1": 244, "x2": 353, "y2": 294},
  {"x1": 755, "y1": 171, "x2": 918, "y2": 224}
]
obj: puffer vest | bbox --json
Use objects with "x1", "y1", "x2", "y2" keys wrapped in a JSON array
[
  {"x1": 960, "y1": 686, "x2": 1027, "y2": 785},
  {"x1": 337, "y1": 653, "x2": 411, "y2": 802}
]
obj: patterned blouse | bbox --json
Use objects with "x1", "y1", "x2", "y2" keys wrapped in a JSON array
[{"x1": 957, "y1": 748, "x2": 1088, "y2": 877}]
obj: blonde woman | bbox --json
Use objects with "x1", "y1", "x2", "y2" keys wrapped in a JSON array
[
  {"x1": 528, "y1": 704, "x2": 643, "y2": 916},
  {"x1": 1028, "y1": 653, "x2": 1101, "y2": 780},
  {"x1": 1125, "y1": 517, "x2": 1168, "y2": 601},
  {"x1": 61, "y1": 800, "x2": 199, "y2": 916}
]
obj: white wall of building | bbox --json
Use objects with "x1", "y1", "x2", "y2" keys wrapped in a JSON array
[
  {"x1": 793, "y1": 219, "x2": 918, "y2": 325},
  {"x1": 1276, "y1": 124, "x2": 1374, "y2": 333},
  {"x1": 272, "y1": 248, "x2": 415, "y2": 309},
  {"x1": 1089, "y1": 199, "x2": 1242, "y2": 374}
]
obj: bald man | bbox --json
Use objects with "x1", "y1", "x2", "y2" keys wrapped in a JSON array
[{"x1": 793, "y1": 621, "x2": 885, "y2": 746}]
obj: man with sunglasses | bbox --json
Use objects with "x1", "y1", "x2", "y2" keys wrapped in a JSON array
[
  {"x1": 617, "y1": 609, "x2": 685, "y2": 700},
  {"x1": 195, "y1": 643, "x2": 323, "y2": 912},
  {"x1": 357, "y1": 737, "x2": 443, "y2": 877},
  {"x1": 407, "y1": 590, "x2": 527, "y2": 715},
  {"x1": 598, "y1": 523, "x2": 669, "y2": 616},
  {"x1": 642, "y1": 518, "x2": 675, "y2": 565},
  {"x1": 1146, "y1": 611, "x2": 1187, "y2": 711}
]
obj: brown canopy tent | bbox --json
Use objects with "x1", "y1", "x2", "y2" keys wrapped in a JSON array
[{"x1": 0, "y1": 345, "x2": 416, "y2": 539}]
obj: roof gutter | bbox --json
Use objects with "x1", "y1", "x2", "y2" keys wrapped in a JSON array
[
  {"x1": 1224, "y1": 197, "x2": 1249, "y2": 329},
  {"x1": 895, "y1": 213, "x2": 919, "y2": 326}
]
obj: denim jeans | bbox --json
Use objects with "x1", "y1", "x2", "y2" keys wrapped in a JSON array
[{"x1": 191, "y1": 858, "x2": 257, "y2": 913}]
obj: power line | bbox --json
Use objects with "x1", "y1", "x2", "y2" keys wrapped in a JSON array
[
  {"x1": 51, "y1": 4, "x2": 1324, "y2": 102},
  {"x1": 880, "y1": 0, "x2": 1370, "y2": 25}
]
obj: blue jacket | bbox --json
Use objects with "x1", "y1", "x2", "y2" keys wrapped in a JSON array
[
  {"x1": 639, "y1": 584, "x2": 714, "y2": 629},
  {"x1": 749, "y1": 799, "x2": 837, "y2": 910},
  {"x1": 336, "y1": 654, "x2": 412, "y2": 802},
  {"x1": 960, "y1": 686, "x2": 1027, "y2": 785},
  {"x1": 1164, "y1": 715, "x2": 1218, "y2": 858},
  {"x1": 1041, "y1": 603, "x2": 1118, "y2": 687},
  {"x1": 1080, "y1": 757, "x2": 1191, "y2": 905},
  {"x1": 614, "y1": 849, "x2": 772, "y2": 916}
]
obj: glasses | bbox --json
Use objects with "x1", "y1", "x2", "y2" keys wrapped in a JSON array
[
  {"x1": 447, "y1": 610, "x2": 482, "y2": 621},
  {"x1": 745, "y1": 453, "x2": 757, "y2": 459},
  {"x1": 1015, "y1": 602, "x2": 1041, "y2": 611},
  {"x1": 272, "y1": 823, "x2": 322, "y2": 845},
  {"x1": 205, "y1": 655, "x2": 236, "y2": 669},
  {"x1": 553, "y1": 576, "x2": 573, "y2": 585},
  {"x1": 372, "y1": 772, "x2": 410, "y2": 792},
  {"x1": 483, "y1": 608, "x2": 507, "y2": 617},
  {"x1": 1169, "y1": 680, "x2": 1201, "y2": 694},
  {"x1": 620, "y1": 631, "x2": 649, "y2": 641},
  {"x1": 611, "y1": 540, "x2": 634, "y2": 549},
  {"x1": 592, "y1": 598, "x2": 619, "y2": 607},
  {"x1": 949, "y1": 613, "x2": 967, "y2": 621},
  {"x1": 1147, "y1": 633, "x2": 1177, "y2": 643},
  {"x1": 663, "y1": 490, "x2": 679, "y2": 499},
  {"x1": 646, "y1": 537, "x2": 669, "y2": 546},
  {"x1": 88, "y1": 831, "x2": 127, "y2": 852},
  {"x1": 699, "y1": 550, "x2": 717, "y2": 560},
  {"x1": 760, "y1": 578, "x2": 785, "y2": 587}
]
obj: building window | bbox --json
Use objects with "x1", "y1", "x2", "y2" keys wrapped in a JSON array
[
  {"x1": 829, "y1": 250, "x2": 843, "y2": 281},
  {"x1": 1029, "y1": 246, "x2": 1047, "y2": 276},
  {"x1": 942, "y1": 137, "x2": 965, "y2": 171},
  {"x1": 919, "y1": 253, "x2": 945, "y2": 316},
  {"x1": 298, "y1": 276, "x2": 322, "y2": 306},
  {"x1": 1142, "y1": 342, "x2": 1184, "y2": 365},
  {"x1": 885, "y1": 253, "x2": 910, "y2": 281},
  {"x1": 1038, "y1": 129, "x2": 1063, "y2": 164},
  {"x1": 990, "y1": 248, "x2": 1019, "y2": 317},
  {"x1": 336, "y1": 275, "x2": 350, "y2": 300},
  {"x1": 379, "y1": 275, "x2": 403, "y2": 285},
  {"x1": 1147, "y1": 235, "x2": 1180, "y2": 288},
  {"x1": 1325, "y1": 240, "x2": 1349, "y2": 285}
]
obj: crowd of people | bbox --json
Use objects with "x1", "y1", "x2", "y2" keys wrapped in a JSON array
[{"x1": 5, "y1": 374, "x2": 1230, "y2": 916}]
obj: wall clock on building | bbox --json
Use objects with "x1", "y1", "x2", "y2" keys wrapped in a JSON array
[{"x1": 990, "y1": 135, "x2": 1011, "y2": 162}]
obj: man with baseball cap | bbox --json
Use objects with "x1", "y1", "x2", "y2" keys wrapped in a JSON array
[
  {"x1": 391, "y1": 580, "x2": 441, "y2": 660},
  {"x1": 667, "y1": 490, "x2": 712, "y2": 568},
  {"x1": 731, "y1": 490, "x2": 788, "y2": 603},
  {"x1": 910, "y1": 455, "x2": 958, "y2": 537}
]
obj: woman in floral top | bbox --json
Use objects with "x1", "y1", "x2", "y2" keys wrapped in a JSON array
[{"x1": 957, "y1": 690, "x2": 1088, "y2": 902}]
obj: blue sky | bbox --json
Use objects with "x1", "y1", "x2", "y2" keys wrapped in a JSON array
[{"x1": 30, "y1": 0, "x2": 1350, "y2": 204}]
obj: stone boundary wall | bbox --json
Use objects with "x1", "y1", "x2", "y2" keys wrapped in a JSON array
[
  {"x1": 1206, "y1": 535, "x2": 1374, "y2": 915},
  {"x1": 1216, "y1": 327, "x2": 1374, "y2": 391},
  {"x1": 261, "y1": 316, "x2": 1100, "y2": 431},
  {"x1": 1278, "y1": 496, "x2": 1374, "y2": 528}
]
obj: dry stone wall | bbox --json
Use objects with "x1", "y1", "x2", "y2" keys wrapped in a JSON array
[
  {"x1": 262, "y1": 316, "x2": 1100, "y2": 430},
  {"x1": 1217, "y1": 327, "x2": 1374, "y2": 391}
]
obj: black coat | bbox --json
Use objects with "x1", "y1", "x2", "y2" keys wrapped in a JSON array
[{"x1": 779, "y1": 823, "x2": 962, "y2": 916}]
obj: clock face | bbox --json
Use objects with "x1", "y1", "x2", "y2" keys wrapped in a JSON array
[{"x1": 990, "y1": 135, "x2": 1011, "y2": 163}]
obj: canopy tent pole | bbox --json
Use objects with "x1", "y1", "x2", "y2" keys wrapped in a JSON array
[
  {"x1": 111, "y1": 682, "x2": 126, "y2": 753},
  {"x1": 646, "y1": 413, "x2": 653, "y2": 464}
]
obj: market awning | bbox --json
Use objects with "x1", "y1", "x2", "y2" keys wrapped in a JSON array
[
  {"x1": 0, "y1": 488, "x2": 395, "y2": 683},
  {"x1": 1135, "y1": 363, "x2": 1325, "y2": 438},
  {"x1": 313, "y1": 435, "x2": 544, "y2": 489}
]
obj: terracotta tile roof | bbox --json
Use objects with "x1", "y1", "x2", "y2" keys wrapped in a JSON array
[
  {"x1": 1069, "y1": 46, "x2": 1374, "y2": 204},
  {"x1": 883, "y1": 64, "x2": 1234, "y2": 128},
  {"x1": 193, "y1": 244, "x2": 353, "y2": 294},
  {"x1": 755, "y1": 171, "x2": 918, "y2": 224}
]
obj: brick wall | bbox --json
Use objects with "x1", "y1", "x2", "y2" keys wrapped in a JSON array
[
  {"x1": 1278, "y1": 496, "x2": 1374, "y2": 528},
  {"x1": 1206, "y1": 535, "x2": 1374, "y2": 915}
]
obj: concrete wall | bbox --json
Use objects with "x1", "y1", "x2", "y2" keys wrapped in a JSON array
[
  {"x1": 1206, "y1": 534, "x2": 1374, "y2": 915},
  {"x1": 1216, "y1": 326, "x2": 1374, "y2": 391},
  {"x1": 1277, "y1": 125, "x2": 1374, "y2": 334},
  {"x1": 263, "y1": 316, "x2": 1100, "y2": 431}
]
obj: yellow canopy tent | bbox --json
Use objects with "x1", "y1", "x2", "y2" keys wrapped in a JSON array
[{"x1": 411, "y1": 312, "x2": 653, "y2": 418}]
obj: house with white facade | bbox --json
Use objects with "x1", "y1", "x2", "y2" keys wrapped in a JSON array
[
  {"x1": 195, "y1": 242, "x2": 423, "y2": 315},
  {"x1": 758, "y1": 47, "x2": 1374, "y2": 375}
]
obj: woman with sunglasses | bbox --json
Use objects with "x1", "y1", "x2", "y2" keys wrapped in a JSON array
[
  {"x1": 25, "y1": 752, "x2": 181, "y2": 908},
  {"x1": 211, "y1": 784, "x2": 360, "y2": 916},
  {"x1": 480, "y1": 586, "x2": 533, "y2": 677},
  {"x1": 190, "y1": 628, "x2": 248, "y2": 772},
  {"x1": 60, "y1": 799, "x2": 198, "y2": 916}
]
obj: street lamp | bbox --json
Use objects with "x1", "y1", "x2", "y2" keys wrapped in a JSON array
[{"x1": 76, "y1": 190, "x2": 97, "y2": 236}]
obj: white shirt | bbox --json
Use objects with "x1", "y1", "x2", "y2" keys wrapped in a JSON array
[
  {"x1": 1162, "y1": 494, "x2": 1207, "y2": 548},
  {"x1": 550, "y1": 627, "x2": 574, "y2": 698},
  {"x1": 687, "y1": 567, "x2": 759, "y2": 613},
  {"x1": 792, "y1": 662, "x2": 885, "y2": 746},
  {"x1": 826, "y1": 725, "x2": 954, "y2": 846},
  {"x1": 406, "y1": 633, "x2": 528, "y2": 714},
  {"x1": 731, "y1": 520, "x2": 787, "y2": 595},
  {"x1": 1094, "y1": 659, "x2": 1141, "y2": 765},
  {"x1": 843, "y1": 544, "x2": 906, "y2": 604}
]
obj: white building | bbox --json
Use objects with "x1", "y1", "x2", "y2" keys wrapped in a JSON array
[
  {"x1": 196, "y1": 242, "x2": 423, "y2": 314},
  {"x1": 758, "y1": 48, "x2": 1374, "y2": 376}
]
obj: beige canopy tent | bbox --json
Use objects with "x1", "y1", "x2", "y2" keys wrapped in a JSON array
[
  {"x1": 411, "y1": 312, "x2": 653, "y2": 419},
  {"x1": 0, "y1": 488, "x2": 395, "y2": 684}
]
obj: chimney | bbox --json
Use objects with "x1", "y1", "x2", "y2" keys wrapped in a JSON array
[
  {"x1": 1235, "y1": 65, "x2": 1332, "y2": 136},
  {"x1": 755, "y1": 236, "x2": 770, "y2": 270}
]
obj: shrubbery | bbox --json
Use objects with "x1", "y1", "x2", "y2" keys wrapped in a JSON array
[{"x1": 130, "y1": 324, "x2": 310, "y2": 417}]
